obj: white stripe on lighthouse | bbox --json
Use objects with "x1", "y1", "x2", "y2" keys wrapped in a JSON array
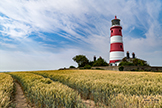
[
  {"x1": 109, "y1": 51, "x2": 124, "y2": 60},
  {"x1": 110, "y1": 36, "x2": 123, "y2": 43}
]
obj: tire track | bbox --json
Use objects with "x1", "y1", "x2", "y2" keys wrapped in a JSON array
[{"x1": 15, "y1": 82, "x2": 33, "y2": 108}]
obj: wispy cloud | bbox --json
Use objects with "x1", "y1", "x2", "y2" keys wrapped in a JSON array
[
  {"x1": 0, "y1": 0, "x2": 162, "y2": 71},
  {"x1": 0, "y1": 42, "x2": 17, "y2": 48}
]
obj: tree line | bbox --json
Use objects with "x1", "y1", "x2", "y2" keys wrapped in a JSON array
[
  {"x1": 72, "y1": 55, "x2": 108, "y2": 69},
  {"x1": 119, "y1": 57, "x2": 149, "y2": 66}
]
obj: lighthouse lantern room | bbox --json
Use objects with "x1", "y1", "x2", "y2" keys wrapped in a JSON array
[{"x1": 109, "y1": 16, "x2": 124, "y2": 66}]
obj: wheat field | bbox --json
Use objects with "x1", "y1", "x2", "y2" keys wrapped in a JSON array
[
  {"x1": 32, "y1": 70, "x2": 162, "y2": 107},
  {"x1": 0, "y1": 73, "x2": 14, "y2": 108},
  {"x1": 0, "y1": 70, "x2": 161, "y2": 108},
  {"x1": 9, "y1": 72, "x2": 85, "y2": 108}
]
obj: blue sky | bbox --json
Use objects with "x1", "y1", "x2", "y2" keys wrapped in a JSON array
[{"x1": 0, "y1": 0, "x2": 162, "y2": 71}]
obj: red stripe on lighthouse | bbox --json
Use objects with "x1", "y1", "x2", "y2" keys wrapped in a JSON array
[
  {"x1": 110, "y1": 26, "x2": 122, "y2": 37},
  {"x1": 109, "y1": 60, "x2": 120, "y2": 63},
  {"x1": 110, "y1": 43, "x2": 124, "y2": 52}
]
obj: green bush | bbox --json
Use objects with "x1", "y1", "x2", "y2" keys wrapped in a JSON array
[
  {"x1": 119, "y1": 57, "x2": 149, "y2": 67},
  {"x1": 73, "y1": 55, "x2": 89, "y2": 67},
  {"x1": 93, "y1": 57, "x2": 108, "y2": 66},
  {"x1": 119, "y1": 66, "x2": 124, "y2": 71},
  {"x1": 69, "y1": 66, "x2": 76, "y2": 68},
  {"x1": 84, "y1": 65, "x2": 91, "y2": 69},
  {"x1": 119, "y1": 61, "x2": 134, "y2": 66}
]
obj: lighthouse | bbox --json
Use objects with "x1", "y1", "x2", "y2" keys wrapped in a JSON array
[{"x1": 109, "y1": 16, "x2": 124, "y2": 66}]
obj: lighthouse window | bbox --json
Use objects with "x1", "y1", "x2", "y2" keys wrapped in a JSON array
[
  {"x1": 119, "y1": 30, "x2": 121, "y2": 32},
  {"x1": 111, "y1": 30, "x2": 113, "y2": 33},
  {"x1": 120, "y1": 45, "x2": 123, "y2": 49}
]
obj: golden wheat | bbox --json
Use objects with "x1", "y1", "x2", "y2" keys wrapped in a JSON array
[
  {"x1": 33, "y1": 70, "x2": 162, "y2": 107},
  {"x1": 9, "y1": 72, "x2": 85, "y2": 108},
  {"x1": 0, "y1": 73, "x2": 14, "y2": 108}
]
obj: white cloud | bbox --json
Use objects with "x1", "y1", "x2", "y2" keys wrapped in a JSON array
[
  {"x1": 0, "y1": 0, "x2": 162, "y2": 71},
  {"x1": 0, "y1": 42, "x2": 17, "y2": 48},
  {"x1": 0, "y1": 48, "x2": 79, "y2": 71}
]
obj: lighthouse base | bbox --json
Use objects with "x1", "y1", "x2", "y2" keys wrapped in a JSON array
[{"x1": 110, "y1": 61, "x2": 121, "y2": 66}]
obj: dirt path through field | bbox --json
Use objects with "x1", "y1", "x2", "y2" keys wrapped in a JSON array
[
  {"x1": 15, "y1": 82, "x2": 33, "y2": 108},
  {"x1": 82, "y1": 99, "x2": 96, "y2": 108},
  {"x1": 14, "y1": 81, "x2": 95, "y2": 108}
]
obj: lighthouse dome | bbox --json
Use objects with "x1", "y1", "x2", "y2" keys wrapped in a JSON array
[{"x1": 111, "y1": 16, "x2": 120, "y2": 26}]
